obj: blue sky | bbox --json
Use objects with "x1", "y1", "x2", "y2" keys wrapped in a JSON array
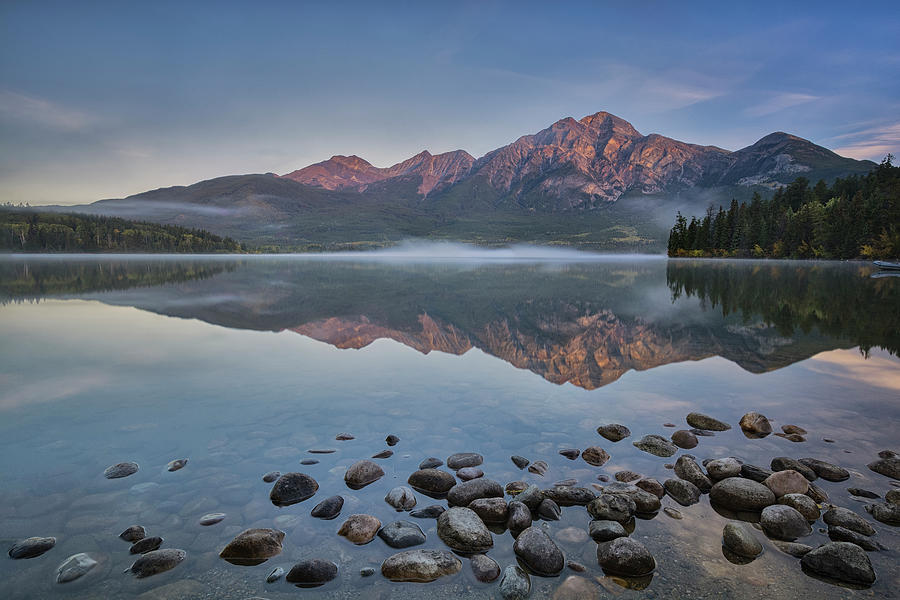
[{"x1": 1, "y1": 1, "x2": 898, "y2": 205}]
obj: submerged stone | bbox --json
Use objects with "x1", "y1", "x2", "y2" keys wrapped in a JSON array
[
  {"x1": 219, "y1": 529, "x2": 284, "y2": 566},
  {"x1": 381, "y1": 549, "x2": 462, "y2": 582},
  {"x1": 130, "y1": 536, "x2": 163, "y2": 554},
  {"x1": 119, "y1": 525, "x2": 146, "y2": 543},
  {"x1": 344, "y1": 460, "x2": 384, "y2": 489},
  {"x1": 378, "y1": 520, "x2": 426, "y2": 548},
  {"x1": 166, "y1": 458, "x2": 188, "y2": 472},
  {"x1": 447, "y1": 452, "x2": 483, "y2": 470},
  {"x1": 103, "y1": 462, "x2": 139, "y2": 479},
  {"x1": 597, "y1": 537, "x2": 655, "y2": 576},
  {"x1": 270, "y1": 472, "x2": 318, "y2": 506},
  {"x1": 56, "y1": 553, "x2": 98, "y2": 583},
  {"x1": 686, "y1": 412, "x2": 731, "y2": 431},
  {"x1": 128, "y1": 549, "x2": 185, "y2": 579},
  {"x1": 199, "y1": 513, "x2": 226, "y2": 526},
  {"x1": 385, "y1": 486, "x2": 417, "y2": 511},
  {"x1": 311, "y1": 495, "x2": 344, "y2": 520},
  {"x1": 338, "y1": 514, "x2": 381, "y2": 545},
  {"x1": 723, "y1": 523, "x2": 762, "y2": 558},
  {"x1": 8, "y1": 536, "x2": 56, "y2": 559},
  {"x1": 285, "y1": 558, "x2": 338, "y2": 587},
  {"x1": 499, "y1": 565, "x2": 531, "y2": 600}
]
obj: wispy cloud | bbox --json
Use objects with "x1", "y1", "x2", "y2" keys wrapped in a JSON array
[
  {"x1": 743, "y1": 92, "x2": 820, "y2": 117},
  {"x1": 0, "y1": 90, "x2": 94, "y2": 132},
  {"x1": 828, "y1": 121, "x2": 900, "y2": 161}
]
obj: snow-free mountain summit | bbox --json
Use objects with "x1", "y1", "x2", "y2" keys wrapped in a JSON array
[{"x1": 68, "y1": 111, "x2": 876, "y2": 250}]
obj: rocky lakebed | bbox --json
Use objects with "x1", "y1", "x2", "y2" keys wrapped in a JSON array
[{"x1": 4, "y1": 410, "x2": 899, "y2": 599}]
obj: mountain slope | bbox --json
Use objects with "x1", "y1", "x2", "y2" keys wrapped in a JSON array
[{"x1": 44, "y1": 110, "x2": 879, "y2": 251}]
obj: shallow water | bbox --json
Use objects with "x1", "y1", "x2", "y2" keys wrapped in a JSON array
[{"x1": 0, "y1": 255, "x2": 898, "y2": 599}]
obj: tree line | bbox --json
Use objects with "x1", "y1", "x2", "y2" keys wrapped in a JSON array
[
  {"x1": 667, "y1": 156, "x2": 899, "y2": 259},
  {"x1": 0, "y1": 209, "x2": 243, "y2": 253}
]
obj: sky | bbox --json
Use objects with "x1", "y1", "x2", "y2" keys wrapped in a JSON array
[{"x1": 1, "y1": 0, "x2": 898, "y2": 205}]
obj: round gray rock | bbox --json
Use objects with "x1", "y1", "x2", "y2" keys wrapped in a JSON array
[
  {"x1": 437, "y1": 507, "x2": 493, "y2": 553},
  {"x1": 513, "y1": 526, "x2": 564, "y2": 576},
  {"x1": 761, "y1": 505, "x2": 812, "y2": 541}
]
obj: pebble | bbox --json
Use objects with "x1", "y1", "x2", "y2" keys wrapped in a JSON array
[
  {"x1": 581, "y1": 446, "x2": 610, "y2": 466},
  {"x1": 782, "y1": 425, "x2": 807, "y2": 435},
  {"x1": 360, "y1": 567, "x2": 375, "y2": 577},
  {"x1": 468, "y1": 497, "x2": 509, "y2": 523},
  {"x1": 8, "y1": 536, "x2": 56, "y2": 559},
  {"x1": 739, "y1": 412, "x2": 772, "y2": 436},
  {"x1": 266, "y1": 566, "x2": 284, "y2": 582},
  {"x1": 770, "y1": 457, "x2": 817, "y2": 481},
  {"x1": 371, "y1": 450, "x2": 393, "y2": 459},
  {"x1": 800, "y1": 542, "x2": 875, "y2": 585},
  {"x1": 587, "y1": 493, "x2": 636, "y2": 523},
  {"x1": 262, "y1": 471, "x2": 281, "y2": 483},
  {"x1": 596, "y1": 424, "x2": 631, "y2": 442},
  {"x1": 457, "y1": 467, "x2": 484, "y2": 481},
  {"x1": 663, "y1": 506, "x2": 683, "y2": 519},
  {"x1": 381, "y1": 549, "x2": 462, "y2": 583},
  {"x1": 664, "y1": 478, "x2": 701, "y2": 506},
  {"x1": 386, "y1": 434, "x2": 400, "y2": 446},
  {"x1": 709, "y1": 478, "x2": 775, "y2": 512},
  {"x1": 543, "y1": 486, "x2": 596, "y2": 506},
  {"x1": 823, "y1": 506, "x2": 876, "y2": 536},
  {"x1": 865, "y1": 502, "x2": 900, "y2": 525},
  {"x1": 164, "y1": 459, "x2": 188, "y2": 473},
  {"x1": 773, "y1": 540, "x2": 813, "y2": 557},
  {"x1": 470, "y1": 553, "x2": 500, "y2": 582},
  {"x1": 513, "y1": 526, "x2": 564, "y2": 576},
  {"x1": 338, "y1": 514, "x2": 382, "y2": 545},
  {"x1": 409, "y1": 505, "x2": 445, "y2": 519},
  {"x1": 538, "y1": 498, "x2": 562, "y2": 520},
  {"x1": 866, "y1": 456, "x2": 900, "y2": 479},
  {"x1": 285, "y1": 558, "x2": 338, "y2": 587},
  {"x1": 723, "y1": 522, "x2": 762, "y2": 558},
  {"x1": 559, "y1": 448, "x2": 580, "y2": 460},
  {"x1": 218, "y1": 528, "x2": 285, "y2": 565},
  {"x1": 799, "y1": 457, "x2": 849, "y2": 482},
  {"x1": 597, "y1": 537, "x2": 656, "y2": 576},
  {"x1": 506, "y1": 501, "x2": 532, "y2": 536},
  {"x1": 589, "y1": 519, "x2": 627, "y2": 542},
  {"x1": 447, "y1": 452, "x2": 483, "y2": 470},
  {"x1": 419, "y1": 457, "x2": 443, "y2": 469},
  {"x1": 119, "y1": 525, "x2": 146, "y2": 542},
  {"x1": 103, "y1": 461, "x2": 139, "y2": 479},
  {"x1": 378, "y1": 520, "x2": 427, "y2": 548},
  {"x1": 300, "y1": 458, "x2": 318, "y2": 465},
  {"x1": 674, "y1": 455, "x2": 712, "y2": 491},
  {"x1": 311, "y1": 495, "x2": 344, "y2": 520},
  {"x1": 828, "y1": 526, "x2": 885, "y2": 551},
  {"x1": 199, "y1": 513, "x2": 226, "y2": 526},
  {"x1": 335, "y1": 433, "x2": 355, "y2": 440},
  {"x1": 127, "y1": 548, "x2": 185, "y2": 578},
  {"x1": 848, "y1": 488, "x2": 880, "y2": 499},
  {"x1": 130, "y1": 536, "x2": 163, "y2": 554},
  {"x1": 447, "y1": 478, "x2": 503, "y2": 507},
  {"x1": 528, "y1": 460, "x2": 548, "y2": 475},
  {"x1": 270, "y1": 472, "x2": 319, "y2": 506},
  {"x1": 686, "y1": 412, "x2": 731, "y2": 431},
  {"x1": 436, "y1": 507, "x2": 493, "y2": 553},
  {"x1": 385, "y1": 486, "x2": 417, "y2": 511},
  {"x1": 344, "y1": 460, "x2": 384, "y2": 489},
  {"x1": 632, "y1": 434, "x2": 677, "y2": 457},
  {"x1": 635, "y1": 478, "x2": 665, "y2": 499},
  {"x1": 671, "y1": 430, "x2": 698, "y2": 449},
  {"x1": 706, "y1": 457, "x2": 741, "y2": 480},
  {"x1": 778, "y1": 493, "x2": 820, "y2": 521},
  {"x1": 553, "y1": 575, "x2": 602, "y2": 600},
  {"x1": 511, "y1": 455, "x2": 530, "y2": 469},
  {"x1": 56, "y1": 552, "x2": 98, "y2": 583},
  {"x1": 308, "y1": 449, "x2": 336, "y2": 454},
  {"x1": 408, "y1": 468, "x2": 456, "y2": 496},
  {"x1": 760, "y1": 505, "x2": 812, "y2": 541},
  {"x1": 499, "y1": 565, "x2": 531, "y2": 600},
  {"x1": 764, "y1": 470, "x2": 809, "y2": 497},
  {"x1": 615, "y1": 470, "x2": 641, "y2": 483}
]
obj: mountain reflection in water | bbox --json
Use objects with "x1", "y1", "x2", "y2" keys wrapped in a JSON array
[{"x1": 1, "y1": 256, "x2": 896, "y2": 390}]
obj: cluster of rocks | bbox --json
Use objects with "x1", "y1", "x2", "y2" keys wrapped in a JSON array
[{"x1": 9, "y1": 423, "x2": 897, "y2": 595}]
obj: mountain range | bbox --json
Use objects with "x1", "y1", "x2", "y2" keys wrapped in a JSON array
[{"x1": 54, "y1": 111, "x2": 875, "y2": 251}]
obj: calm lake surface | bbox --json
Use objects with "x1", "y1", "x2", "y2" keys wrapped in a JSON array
[{"x1": 0, "y1": 253, "x2": 898, "y2": 599}]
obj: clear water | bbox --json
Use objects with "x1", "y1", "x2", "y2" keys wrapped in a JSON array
[{"x1": 0, "y1": 254, "x2": 898, "y2": 599}]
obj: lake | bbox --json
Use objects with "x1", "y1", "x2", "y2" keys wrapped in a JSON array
[{"x1": 0, "y1": 252, "x2": 898, "y2": 599}]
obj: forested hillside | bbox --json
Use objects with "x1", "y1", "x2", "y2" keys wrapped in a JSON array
[
  {"x1": 667, "y1": 156, "x2": 899, "y2": 259},
  {"x1": 1, "y1": 209, "x2": 243, "y2": 253}
]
